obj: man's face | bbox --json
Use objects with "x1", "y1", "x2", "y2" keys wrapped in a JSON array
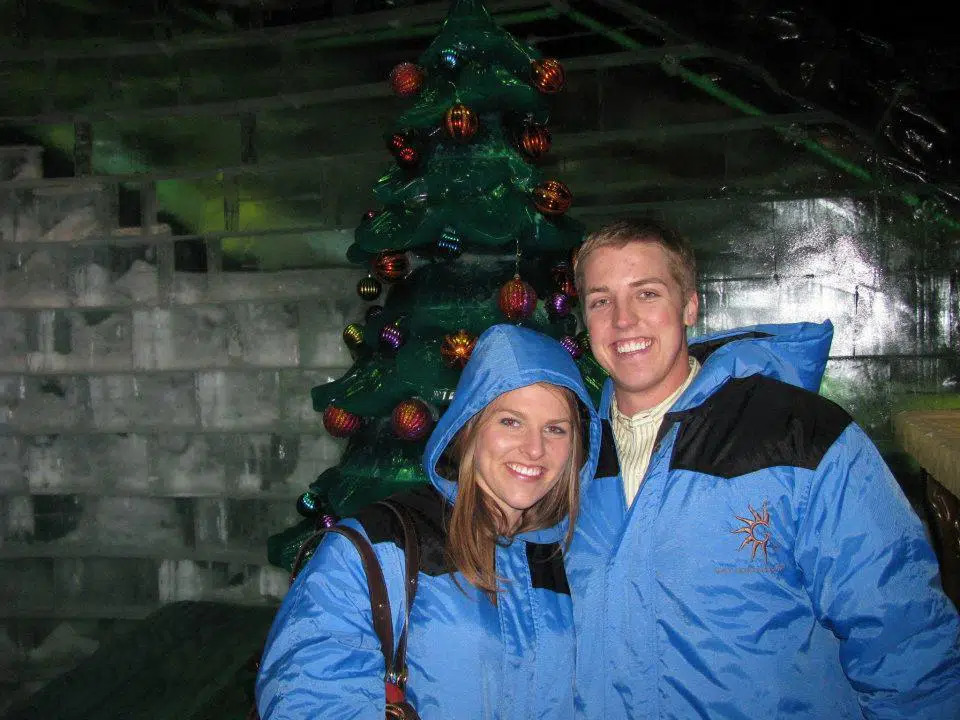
[{"x1": 582, "y1": 241, "x2": 698, "y2": 416}]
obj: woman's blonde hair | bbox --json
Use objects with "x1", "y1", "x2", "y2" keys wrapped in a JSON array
[{"x1": 443, "y1": 382, "x2": 585, "y2": 600}]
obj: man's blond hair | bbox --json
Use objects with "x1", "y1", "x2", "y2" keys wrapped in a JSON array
[{"x1": 573, "y1": 218, "x2": 697, "y2": 300}]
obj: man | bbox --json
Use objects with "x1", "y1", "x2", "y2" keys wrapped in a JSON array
[{"x1": 566, "y1": 218, "x2": 960, "y2": 719}]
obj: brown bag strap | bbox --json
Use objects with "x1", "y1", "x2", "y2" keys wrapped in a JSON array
[
  {"x1": 273, "y1": 502, "x2": 422, "y2": 719},
  {"x1": 290, "y1": 502, "x2": 421, "y2": 689},
  {"x1": 292, "y1": 523, "x2": 396, "y2": 675},
  {"x1": 374, "y1": 500, "x2": 420, "y2": 686}
]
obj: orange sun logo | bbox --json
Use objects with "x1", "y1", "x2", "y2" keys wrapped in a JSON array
[{"x1": 732, "y1": 503, "x2": 772, "y2": 562}]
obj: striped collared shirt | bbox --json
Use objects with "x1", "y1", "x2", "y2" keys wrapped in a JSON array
[{"x1": 611, "y1": 356, "x2": 701, "y2": 505}]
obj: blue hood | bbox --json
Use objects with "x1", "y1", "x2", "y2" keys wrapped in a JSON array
[
  {"x1": 599, "y1": 320, "x2": 834, "y2": 418},
  {"x1": 423, "y1": 325, "x2": 601, "y2": 539}
]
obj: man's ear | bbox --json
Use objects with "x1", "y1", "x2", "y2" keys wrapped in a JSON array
[{"x1": 683, "y1": 292, "x2": 699, "y2": 327}]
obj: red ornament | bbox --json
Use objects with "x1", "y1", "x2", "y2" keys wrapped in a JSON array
[
  {"x1": 551, "y1": 263, "x2": 578, "y2": 300},
  {"x1": 498, "y1": 275, "x2": 538, "y2": 322},
  {"x1": 444, "y1": 103, "x2": 479, "y2": 142},
  {"x1": 440, "y1": 329, "x2": 477, "y2": 369},
  {"x1": 372, "y1": 251, "x2": 410, "y2": 283},
  {"x1": 395, "y1": 145, "x2": 419, "y2": 168},
  {"x1": 387, "y1": 132, "x2": 408, "y2": 154},
  {"x1": 531, "y1": 58, "x2": 565, "y2": 94},
  {"x1": 322, "y1": 405, "x2": 361, "y2": 438},
  {"x1": 390, "y1": 62, "x2": 424, "y2": 97},
  {"x1": 533, "y1": 180, "x2": 573, "y2": 216},
  {"x1": 518, "y1": 123, "x2": 552, "y2": 159},
  {"x1": 387, "y1": 132, "x2": 420, "y2": 168},
  {"x1": 392, "y1": 398, "x2": 434, "y2": 441}
]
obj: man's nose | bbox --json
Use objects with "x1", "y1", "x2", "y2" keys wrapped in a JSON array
[{"x1": 613, "y1": 300, "x2": 636, "y2": 329}]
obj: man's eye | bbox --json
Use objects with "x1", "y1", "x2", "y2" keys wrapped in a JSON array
[{"x1": 589, "y1": 298, "x2": 609, "y2": 309}]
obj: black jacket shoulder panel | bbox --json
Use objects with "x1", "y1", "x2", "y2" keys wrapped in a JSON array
[
  {"x1": 669, "y1": 375, "x2": 852, "y2": 478},
  {"x1": 525, "y1": 542, "x2": 570, "y2": 595},
  {"x1": 595, "y1": 420, "x2": 621, "y2": 479},
  {"x1": 354, "y1": 485, "x2": 451, "y2": 577}
]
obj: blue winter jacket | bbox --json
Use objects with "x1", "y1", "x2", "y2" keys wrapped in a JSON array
[
  {"x1": 567, "y1": 320, "x2": 960, "y2": 719},
  {"x1": 256, "y1": 324, "x2": 601, "y2": 720}
]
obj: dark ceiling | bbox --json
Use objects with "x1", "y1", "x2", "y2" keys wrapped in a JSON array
[{"x1": 0, "y1": 0, "x2": 957, "y2": 268}]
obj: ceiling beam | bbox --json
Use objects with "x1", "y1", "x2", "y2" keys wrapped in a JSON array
[
  {"x1": 0, "y1": 110, "x2": 840, "y2": 191},
  {"x1": 0, "y1": 45, "x2": 751, "y2": 127},
  {"x1": 0, "y1": 0, "x2": 548, "y2": 63}
]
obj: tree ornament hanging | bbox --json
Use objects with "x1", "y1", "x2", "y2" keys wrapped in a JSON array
[
  {"x1": 438, "y1": 48, "x2": 462, "y2": 72},
  {"x1": 342, "y1": 322, "x2": 365, "y2": 352},
  {"x1": 444, "y1": 103, "x2": 479, "y2": 142},
  {"x1": 361, "y1": 209, "x2": 380, "y2": 224},
  {"x1": 365, "y1": 305, "x2": 384, "y2": 323},
  {"x1": 372, "y1": 251, "x2": 410, "y2": 282},
  {"x1": 560, "y1": 335, "x2": 584, "y2": 360},
  {"x1": 551, "y1": 263, "x2": 578, "y2": 299},
  {"x1": 517, "y1": 123, "x2": 552, "y2": 159},
  {"x1": 437, "y1": 226, "x2": 463, "y2": 259},
  {"x1": 387, "y1": 132, "x2": 420, "y2": 169},
  {"x1": 392, "y1": 398, "x2": 435, "y2": 441},
  {"x1": 440, "y1": 329, "x2": 477, "y2": 369},
  {"x1": 547, "y1": 292, "x2": 572, "y2": 318},
  {"x1": 357, "y1": 275, "x2": 382, "y2": 301},
  {"x1": 531, "y1": 58, "x2": 566, "y2": 93},
  {"x1": 379, "y1": 321, "x2": 407, "y2": 354},
  {"x1": 296, "y1": 491, "x2": 322, "y2": 518},
  {"x1": 533, "y1": 179, "x2": 573, "y2": 215},
  {"x1": 395, "y1": 145, "x2": 419, "y2": 168},
  {"x1": 389, "y1": 62, "x2": 424, "y2": 97},
  {"x1": 322, "y1": 405, "x2": 361, "y2": 438},
  {"x1": 499, "y1": 275, "x2": 538, "y2": 322}
]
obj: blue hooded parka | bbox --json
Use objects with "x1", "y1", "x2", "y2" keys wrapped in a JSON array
[
  {"x1": 256, "y1": 324, "x2": 601, "y2": 720},
  {"x1": 567, "y1": 320, "x2": 960, "y2": 719}
]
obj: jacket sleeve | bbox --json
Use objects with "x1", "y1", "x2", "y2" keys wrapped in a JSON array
[
  {"x1": 255, "y1": 521, "x2": 398, "y2": 720},
  {"x1": 795, "y1": 423, "x2": 960, "y2": 719}
]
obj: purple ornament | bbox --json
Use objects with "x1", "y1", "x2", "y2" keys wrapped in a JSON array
[
  {"x1": 320, "y1": 514, "x2": 337, "y2": 529},
  {"x1": 379, "y1": 322, "x2": 406, "y2": 353},
  {"x1": 547, "y1": 292, "x2": 572, "y2": 317},
  {"x1": 560, "y1": 335, "x2": 583, "y2": 359}
]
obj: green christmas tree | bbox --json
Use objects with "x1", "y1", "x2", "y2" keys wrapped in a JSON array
[{"x1": 268, "y1": 0, "x2": 606, "y2": 570}]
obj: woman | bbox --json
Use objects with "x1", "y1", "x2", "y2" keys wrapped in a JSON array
[{"x1": 256, "y1": 324, "x2": 600, "y2": 719}]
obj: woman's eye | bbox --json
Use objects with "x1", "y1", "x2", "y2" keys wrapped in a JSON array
[
  {"x1": 545, "y1": 425, "x2": 568, "y2": 436},
  {"x1": 499, "y1": 417, "x2": 520, "y2": 427}
]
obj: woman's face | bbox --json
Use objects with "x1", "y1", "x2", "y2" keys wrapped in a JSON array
[{"x1": 472, "y1": 383, "x2": 574, "y2": 530}]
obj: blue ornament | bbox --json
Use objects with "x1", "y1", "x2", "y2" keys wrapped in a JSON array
[
  {"x1": 296, "y1": 492, "x2": 320, "y2": 518},
  {"x1": 437, "y1": 226, "x2": 463, "y2": 259},
  {"x1": 439, "y1": 48, "x2": 461, "y2": 71},
  {"x1": 365, "y1": 304, "x2": 384, "y2": 323}
]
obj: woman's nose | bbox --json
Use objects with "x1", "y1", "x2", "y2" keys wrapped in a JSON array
[{"x1": 521, "y1": 429, "x2": 545, "y2": 459}]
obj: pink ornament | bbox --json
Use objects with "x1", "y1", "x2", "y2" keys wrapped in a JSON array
[
  {"x1": 547, "y1": 292, "x2": 572, "y2": 317},
  {"x1": 560, "y1": 335, "x2": 583, "y2": 359}
]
